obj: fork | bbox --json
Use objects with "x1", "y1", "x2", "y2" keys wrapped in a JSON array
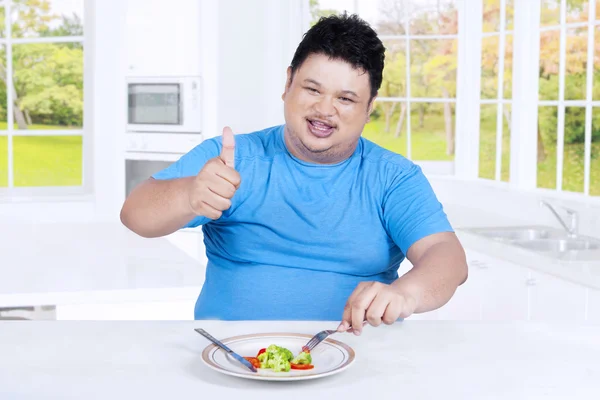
[{"x1": 302, "y1": 321, "x2": 368, "y2": 352}]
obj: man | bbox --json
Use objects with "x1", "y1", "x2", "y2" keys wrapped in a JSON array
[{"x1": 120, "y1": 13, "x2": 467, "y2": 335}]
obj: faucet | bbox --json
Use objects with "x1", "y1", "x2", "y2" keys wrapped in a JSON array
[{"x1": 540, "y1": 200, "x2": 578, "y2": 237}]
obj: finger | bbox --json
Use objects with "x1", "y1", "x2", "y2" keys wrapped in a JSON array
[
  {"x1": 339, "y1": 283, "x2": 369, "y2": 332},
  {"x1": 350, "y1": 285, "x2": 379, "y2": 335},
  {"x1": 365, "y1": 292, "x2": 391, "y2": 327},
  {"x1": 206, "y1": 174, "x2": 237, "y2": 199},
  {"x1": 382, "y1": 298, "x2": 404, "y2": 325},
  {"x1": 215, "y1": 165, "x2": 241, "y2": 189},
  {"x1": 195, "y1": 200, "x2": 222, "y2": 220},
  {"x1": 220, "y1": 126, "x2": 235, "y2": 169},
  {"x1": 203, "y1": 190, "x2": 232, "y2": 212}
]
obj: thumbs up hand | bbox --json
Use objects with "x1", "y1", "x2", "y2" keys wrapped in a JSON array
[{"x1": 188, "y1": 126, "x2": 241, "y2": 220}]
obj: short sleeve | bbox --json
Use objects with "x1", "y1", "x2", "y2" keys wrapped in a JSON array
[
  {"x1": 382, "y1": 163, "x2": 454, "y2": 256},
  {"x1": 151, "y1": 137, "x2": 221, "y2": 228}
]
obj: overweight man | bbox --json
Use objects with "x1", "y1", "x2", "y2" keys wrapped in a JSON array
[{"x1": 120, "y1": 13, "x2": 468, "y2": 335}]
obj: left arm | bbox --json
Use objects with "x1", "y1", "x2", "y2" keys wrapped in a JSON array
[{"x1": 391, "y1": 231, "x2": 468, "y2": 313}]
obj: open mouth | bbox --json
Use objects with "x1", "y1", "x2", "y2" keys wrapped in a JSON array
[{"x1": 307, "y1": 119, "x2": 335, "y2": 138}]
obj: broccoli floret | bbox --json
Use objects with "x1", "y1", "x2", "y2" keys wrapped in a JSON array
[
  {"x1": 291, "y1": 351, "x2": 312, "y2": 365},
  {"x1": 279, "y1": 347, "x2": 294, "y2": 361},
  {"x1": 257, "y1": 351, "x2": 269, "y2": 368},
  {"x1": 266, "y1": 344, "x2": 293, "y2": 361},
  {"x1": 268, "y1": 354, "x2": 291, "y2": 372}
]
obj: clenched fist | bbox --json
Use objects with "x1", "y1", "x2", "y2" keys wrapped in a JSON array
[{"x1": 188, "y1": 126, "x2": 241, "y2": 220}]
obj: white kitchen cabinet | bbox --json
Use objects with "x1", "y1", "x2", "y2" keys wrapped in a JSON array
[
  {"x1": 479, "y1": 257, "x2": 530, "y2": 321},
  {"x1": 125, "y1": 0, "x2": 201, "y2": 76},
  {"x1": 433, "y1": 256, "x2": 485, "y2": 321},
  {"x1": 528, "y1": 271, "x2": 587, "y2": 323},
  {"x1": 419, "y1": 249, "x2": 529, "y2": 321},
  {"x1": 586, "y1": 289, "x2": 600, "y2": 324}
]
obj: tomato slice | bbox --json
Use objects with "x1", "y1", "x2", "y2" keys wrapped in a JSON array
[
  {"x1": 244, "y1": 356, "x2": 261, "y2": 368},
  {"x1": 290, "y1": 363, "x2": 314, "y2": 370},
  {"x1": 257, "y1": 348, "x2": 266, "y2": 357}
]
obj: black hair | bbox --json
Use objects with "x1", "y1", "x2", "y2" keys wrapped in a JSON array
[{"x1": 289, "y1": 13, "x2": 385, "y2": 101}]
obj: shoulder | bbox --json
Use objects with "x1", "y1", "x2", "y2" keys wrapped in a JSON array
[
  {"x1": 358, "y1": 137, "x2": 422, "y2": 185},
  {"x1": 232, "y1": 124, "x2": 284, "y2": 161}
]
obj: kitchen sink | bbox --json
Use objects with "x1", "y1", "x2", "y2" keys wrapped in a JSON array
[
  {"x1": 512, "y1": 238, "x2": 600, "y2": 252},
  {"x1": 469, "y1": 226, "x2": 556, "y2": 241},
  {"x1": 459, "y1": 225, "x2": 600, "y2": 262}
]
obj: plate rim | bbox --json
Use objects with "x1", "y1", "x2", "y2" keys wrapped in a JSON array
[{"x1": 200, "y1": 331, "x2": 356, "y2": 381}]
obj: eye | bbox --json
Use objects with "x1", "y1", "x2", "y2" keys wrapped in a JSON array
[
  {"x1": 339, "y1": 97, "x2": 354, "y2": 103},
  {"x1": 304, "y1": 87, "x2": 319, "y2": 94}
]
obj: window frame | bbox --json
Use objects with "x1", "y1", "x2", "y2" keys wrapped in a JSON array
[{"x1": 0, "y1": 0, "x2": 91, "y2": 200}]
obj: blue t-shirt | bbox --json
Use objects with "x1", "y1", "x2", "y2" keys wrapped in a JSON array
[{"x1": 152, "y1": 124, "x2": 453, "y2": 321}]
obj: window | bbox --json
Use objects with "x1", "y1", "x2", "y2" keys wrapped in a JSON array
[
  {"x1": 0, "y1": 0, "x2": 85, "y2": 194},
  {"x1": 535, "y1": 0, "x2": 599, "y2": 196},
  {"x1": 309, "y1": 0, "x2": 459, "y2": 174}
]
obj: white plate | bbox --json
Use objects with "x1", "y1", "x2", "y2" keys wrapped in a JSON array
[{"x1": 201, "y1": 332, "x2": 355, "y2": 381}]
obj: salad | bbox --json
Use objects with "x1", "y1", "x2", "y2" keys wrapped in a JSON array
[{"x1": 244, "y1": 344, "x2": 313, "y2": 372}]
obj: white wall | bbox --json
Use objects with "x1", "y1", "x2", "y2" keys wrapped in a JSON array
[{"x1": 216, "y1": 0, "x2": 306, "y2": 135}]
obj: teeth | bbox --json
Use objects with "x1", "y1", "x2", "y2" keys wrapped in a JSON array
[{"x1": 311, "y1": 120, "x2": 332, "y2": 131}]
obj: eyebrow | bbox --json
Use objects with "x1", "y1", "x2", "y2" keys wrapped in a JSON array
[{"x1": 303, "y1": 79, "x2": 360, "y2": 99}]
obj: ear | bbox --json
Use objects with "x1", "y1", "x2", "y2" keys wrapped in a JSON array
[
  {"x1": 282, "y1": 66, "x2": 293, "y2": 101},
  {"x1": 367, "y1": 92, "x2": 378, "y2": 122}
]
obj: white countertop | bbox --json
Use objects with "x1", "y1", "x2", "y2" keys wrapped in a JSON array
[
  {"x1": 1, "y1": 320, "x2": 599, "y2": 399},
  {"x1": 0, "y1": 222, "x2": 204, "y2": 308}
]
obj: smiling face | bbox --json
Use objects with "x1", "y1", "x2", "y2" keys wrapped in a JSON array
[{"x1": 281, "y1": 53, "x2": 376, "y2": 164}]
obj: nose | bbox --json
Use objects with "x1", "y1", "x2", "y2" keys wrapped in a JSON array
[{"x1": 314, "y1": 96, "x2": 335, "y2": 116}]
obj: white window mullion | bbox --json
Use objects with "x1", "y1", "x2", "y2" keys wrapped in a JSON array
[
  {"x1": 540, "y1": 100, "x2": 600, "y2": 106},
  {"x1": 378, "y1": 97, "x2": 457, "y2": 103},
  {"x1": 5, "y1": 0, "x2": 12, "y2": 189},
  {"x1": 405, "y1": 0, "x2": 411, "y2": 160},
  {"x1": 509, "y1": 0, "x2": 541, "y2": 190},
  {"x1": 379, "y1": 34, "x2": 459, "y2": 40},
  {"x1": 9, "y1": 130, "x2": 84, "y2": 137},
  {"x1": 454, "y1": 0, "x2": 482, "y2": 179},
  {"x1": 555, "y1": 0, "x2": 567, "y2": 192},
  {"x1": 495, "y1": 0, "x2": 507, "y2": 181},
  {"x1": 583, "y1": 0, "x2": 596, "y2": 196},
  {"x1": 11, "y1": 36, "x2": 84, "y2": 44}
]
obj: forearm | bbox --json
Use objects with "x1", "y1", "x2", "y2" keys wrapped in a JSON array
[
  {"x1": 120, "y1": 177, "x2": 197, "y2": 238},
  {"x1": 391, "y1": 239, "x2": 468, "y2": 313}
]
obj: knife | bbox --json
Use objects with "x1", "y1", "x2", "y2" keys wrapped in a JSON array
[{"x1": 194, "y1": 328, "x2": 257, "y2": 372}]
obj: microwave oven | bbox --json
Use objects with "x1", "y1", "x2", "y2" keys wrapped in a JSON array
[{"x1": 126, "y1": 76, "x2": 202, "y2": 133}]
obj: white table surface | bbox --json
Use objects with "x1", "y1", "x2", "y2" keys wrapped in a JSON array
[
  {"x1": 1, "y1": 320, "x2": 599, "y2": 399},
  {"x1": 0, "y1": 222, "x2": 204, "y2": 308}
]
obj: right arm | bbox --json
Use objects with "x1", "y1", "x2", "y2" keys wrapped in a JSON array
[
  {"x1": 120, "y1": 176, "x2": 198, "y2": 238},
  {"x1": 120, "y1": 127, "x2": 240, "y2": 238}
]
